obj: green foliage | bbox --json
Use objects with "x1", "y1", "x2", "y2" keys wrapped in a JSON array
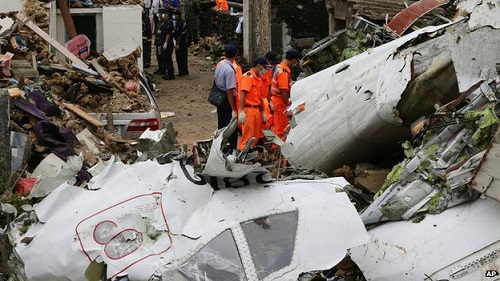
[
  {"x1": 426, "y1": 191, "x2": 446, "y2": 214},
  {"x1": 379, "y1": 164, "x2": 403, "y2": 194},
  {"x1": 465, "y1": 105, "x2": 499, "y2": 150},
  {"x1": 0, "y1": 192, "x2": 32, "y2": 229}
]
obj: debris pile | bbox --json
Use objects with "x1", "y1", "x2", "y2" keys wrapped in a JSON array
[
  {"x1": 362, "y1": 78, "x2": 500, "y2": 224},
  {"x1": 189, "y1": 35, "x2": 226, "y2": 59},
  {"x1": 1, "y1": 1, "x2": 164, "y2": 223}
]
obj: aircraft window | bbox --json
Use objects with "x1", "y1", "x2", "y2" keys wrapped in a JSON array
[
  {"x1": 240, "y1": 211, "x2": 298, "y2": 280},
  {"x1": 155, "y1": 229, "x2": 247, "y2": 281}
]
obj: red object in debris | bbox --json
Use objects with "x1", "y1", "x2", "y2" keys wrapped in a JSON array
[
  {"x1": 387, "y1": 0, "x2": 450, "y2": 35},
  {"x1": 65, "y1": 34, "x2": 91, "y2": 59},
  {"x1": 16, "y1": 178, "x2": 37, "y2": 196},
  {"x1": 125, "y1": 81, "x2": 139, "y2": 92},
  {"x1": 127, "y1": 119, "x2": 160, "y2": 132}
]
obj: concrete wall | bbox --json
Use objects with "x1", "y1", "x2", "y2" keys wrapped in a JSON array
[
  {"x1": 0, "y1": 0, "x2": 23, "y2": 11},
  {"x1": 0, "y1": 0, "x2": 23, "y2": 34},
  {"x1": 50, "y1": 4, "x2": 143, "y2": 69}
]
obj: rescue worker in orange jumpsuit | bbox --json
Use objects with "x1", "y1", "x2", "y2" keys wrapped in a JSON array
[
  {"x1": 215, "y1": 0, "x2": 229, "y2": 11},
  {"x1": 230, "y1": 43, "x2": 243, "y2": 113},
  {"x1": 258, "y1": 50, "x2": 279, "y2": 143},
  {"x1": 270, "y1": 48, "x2": 300, "y2": 141},
  {"x1": 238, "y1": 57, "x2": 269, "y2": 151}
]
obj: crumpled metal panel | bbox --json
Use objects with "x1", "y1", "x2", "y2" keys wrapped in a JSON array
[
  {"x1": 447, "y1": 22, "x2": 500, "y2": 94},
  {"x1": 472, "y1": 127, "x2": 500, "y2": 202},
  {"x1": 387, "y1": 0, "x2": 451, "y2": 35},
  {"x1": 12, "y1": 159, "x2": 368, "y2": 281},
  {"x1": 282, "y1": 22, "x2": 458, "y2": 173},
  {"x1": 350, "y1": 197, "x2": 500, "y2": 281},
  {"x1": 457, "y1": 0, "x2": 500, "y2": 30}
]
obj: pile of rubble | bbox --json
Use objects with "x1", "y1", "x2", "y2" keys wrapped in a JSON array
[{"x1": 1, "y1": 1, "x2": 166, "y2": 206}]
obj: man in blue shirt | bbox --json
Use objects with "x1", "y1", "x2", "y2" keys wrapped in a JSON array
[{"x1": 214, "y1": 44, "x2": 238, "y2": 151}]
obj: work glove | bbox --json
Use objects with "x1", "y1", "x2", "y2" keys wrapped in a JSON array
[
  {"x1": 232, "y1": 110, "x2": 237, "y2": 118},
  {"x1": 268, "y1": 101, "x2": 274, "y2": 114},
  {"x1": 238, "y1": 110, "x2": 246, "y2": 124},
  {"x1": 162, "y1": 42, "x2": 168, "y2": 50},
  {"x1": 261, "y1": 111, "x2": 267, "y2": 124}
]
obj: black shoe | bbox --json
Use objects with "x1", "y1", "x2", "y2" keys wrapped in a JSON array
[
  {"x1": 177, "y1": 72, "x2": 189, "y2": 77},
  {"x1": 154, "y1": 69, "x2": 165, "y2": 74},
  {"x1": 162, "y1": 75, "x2": 175, "y2": 80}
]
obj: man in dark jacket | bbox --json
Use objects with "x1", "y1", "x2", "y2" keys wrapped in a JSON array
[
  {"x1": 154, "y1": 9, "x2": 168, "y2": 74},
  {"x1": 160, "y1": 10, "x2": 176, "y2": 80},
  {"x1": 173, "y1": 10, "x2": 189, "y2": 76},
  {"x1": 142, "y1": 6, "x2": 152, "y2": 68}
]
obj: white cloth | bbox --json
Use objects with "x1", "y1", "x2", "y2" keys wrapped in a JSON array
[
  {"x1": 152, "y1": 0, "x2": 160, "y2": 12},
  {"x1": 235, "y1": 17, "x2": 243, "y2": 34}
]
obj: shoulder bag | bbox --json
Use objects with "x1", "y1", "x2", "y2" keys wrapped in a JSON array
[
  {"x1": 208, "y1": 82, "x2": 227, "y2": 107},
  {"x1": 209, "y1": 60, "x2": 235, "y2": 107}
]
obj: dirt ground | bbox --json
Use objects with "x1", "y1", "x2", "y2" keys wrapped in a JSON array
[{"x1": 145, "y1": 47, "x2": 219, "y2": 148}]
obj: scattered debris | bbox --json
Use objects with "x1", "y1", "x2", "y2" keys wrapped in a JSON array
[{"x1": 2, "y1": 0, "x2": 500, "y2": 280}]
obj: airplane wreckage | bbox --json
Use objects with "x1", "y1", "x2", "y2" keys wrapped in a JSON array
[{"x1": 2, "y1": 0, "x2": 500, "y2": 280}]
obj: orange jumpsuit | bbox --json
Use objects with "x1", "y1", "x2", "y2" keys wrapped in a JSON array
[
  {"x1": 216, "y1": 0, "x2": 229, "y2": 11},
  {"x1": 259, "y1": 67, "x2": 274, "y2": 139},
  {"x1": 270, "y1": 62, "x2": 292, "y2": 141},
  {"x1": 239, "y1": 69, "x2": 263, "y2": 151},
  {"x1": 233, "y1": 60, "x2": 243, "y2": 113}
]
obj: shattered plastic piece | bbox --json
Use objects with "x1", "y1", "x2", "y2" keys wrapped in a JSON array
[
  {"x1": 28, "y1": 154, "x2": 84, "y2": 198},
  {"x1": 1, "y1": 203, "x2": 18, "y2": 218},
  {"x1": 262, "y1": 129, "x2": 284, "y2": 146},
  {"x1": 138, "y1": 128, "x2": 167, "y2": 142},
  {"x1": 10, "y1": 131, "x2": 29, "y2": 171},
  {"x1": 202, "y1": 118, "x2": 271, "y2": 182}
]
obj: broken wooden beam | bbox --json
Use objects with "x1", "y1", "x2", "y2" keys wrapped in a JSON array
[
  {"x1": 15, "y1": 12, "x2": 88, "y2": 69},
  {"x1": 60, "y1": 102, "x2": 104, "y2": 127},
  {"x1": 57, "y1": 0, "x2": 77, "y2": 39},
  {"x1": 90, "y1": 59, "x2": 109, "y2": 79}
]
